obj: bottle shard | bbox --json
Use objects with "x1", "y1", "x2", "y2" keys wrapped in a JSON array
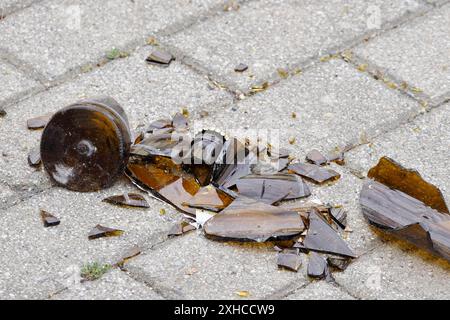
[
  {"x1": 88, "y1": 225, "x2": 124, "y2": 240},
  {"x1": 203, "y1": 197, "x2": 305, "y2": 242},
  {"x1": 40, "y1": 210, "x2": 60, "y2": 228},
  {"x1": 103, "y1": 193, "x2": 150, "y2": 208},
  {"x1": 146, "y1": 50, "x2": 174, "y2": 67},
  {"x1": 367, "y1": 157, "x2": 449, "y2": 214},
  {"x1": 307, "y1": 252, "x2": 333, "y2": 282},
  {"x1": 306, "y1": 150, "x2": 328, "y2": 166},
  {"x1": 183, "y1": 185, "x2": 234, "y2": 212},
  {"x1": 234, "y1": 63, "x2": 248, "y2": 72},
  {"x1": 168, "y1": 221, "x2": 196, "y2": 237},
  {"x1": 288, "y1": 163, "x2": 340, "y2": 184},
  {"x1": 302, "y1": 209, "x2": 356, "y2": 258},
  {"x1": 28, "y1": 147, "x2": 42, "y2": 167},
  {"x1": 277, "y1": 252, "x2": 302, "y2": 272},
  {"x1": 360, "y1": 179, "x2": 450, "y2": 261},
  {"x1": 235, "y1": 174, "x2": 311, "y2": 204},
  {"x1": 27, "y1": 114, "x2": 52, "y2": 130}
]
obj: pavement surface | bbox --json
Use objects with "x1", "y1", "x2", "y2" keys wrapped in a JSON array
[{"x1": 0, "y1": 0, "x2": 449, "y2": 300}]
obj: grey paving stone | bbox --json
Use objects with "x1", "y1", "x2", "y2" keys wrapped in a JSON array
[
  {"x1": 354, "y1": 3, "x2": 450, "y2": 104},
  {"x1": 0, "y1": 46, "x2": 231, "y2": 190},
  {"x1": 0, "y1": 60, "x2": 40, "y2": 105},
  {"x1": 345, "y1": 103, "x2": 450, "y2": 205},
  {"x1": 126, "y1": 233, "x2": 309, "y2": 300},
  {"x1": 165, "y1": 0, "x2": 424, "y2": 92},
  {"x1": 0, "y1": 0, "x2": 228, "y2": 80},
  {"x1": 334, "y1": 242, "x2": 450, "y2": 299},
  {"x1": 285, "y1": 281, "x2": 355, "y2": 300},
  {"x1": 52, "y1": 270, "x2": 162, "y2": 300},
  {"x1": 0, "y1": 182, "x2": 175, "y2": 300},
  {"x1": 194, "y1": 59, "x2": 421, "y2": 157}
]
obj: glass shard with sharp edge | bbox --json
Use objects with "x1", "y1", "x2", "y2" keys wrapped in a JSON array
[
  {"x1": 146, "y1": 50, "x2": 174, "y2": 67},
  {"x1": 172, "y1": 113, "x2": 188, "y2": 130},
  {"x1": 235, "y1": 174, "x2": 311, "y2": 204},
  {"x1": 277, "y1": 252, "x2": 302, "y2": 272},
  {"x1": 203, "y1": 197, "x2": 305, "y2": 242},
  {"x1": 360, "y1": 179, "x2": 450, "y2": 261},
  {"x1": 117, "y1": 245, "x2": 141, "y2": 266},
  {"x1": 40, "y1": 97, "x2": 131, "y2": 192},
  {"x1": 327, "y1": 256, "x2": 351, "y2": 271},
  {"x1": 88, "y1": 225, "x2": 124, "y2": 240},
  {"x1": 303, "y1": 209, "x2": 356, "y2": 258},
  {"x1": 367, "y1": 157, "x2": 449, "y2": 214},
  {"x1": 103, "y1": 193, "x2": 150, "y2": 208},
  {"x1": 330, "y1": 207, "x2": 347, "y2": 229},
  {"x1": 306, "y1": 149, "x2": 328, "y2": 166},
  {"x1": 168, "y1": 221, "x2": 196, "y2": 237},
  {"x1": 28, "y1": 147, "x2": 41, "y2": 167},
  {"x1": 235, "y1": 63, "x2": 248, "y2": 72},
  {"x1": 183, "y1": 185, "x2": 234, "y2": 212},
  {"x1": 40, "y1": 210, "x2": 60, "y2": 228},
  {"x1": 288, "y1": 163, "x2": 340, "y2": 184},
  {"x1": 27, "y1": 114, "x2": 51, "y2": 130},
  {"x1": 307, "y1": 252, "x2": 333, "y2": 282}
]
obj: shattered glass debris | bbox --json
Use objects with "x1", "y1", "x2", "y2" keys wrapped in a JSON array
[
  {"x1": 306, "y1": 149, "x2": 328, "y2": 166},
  {"x1": 28, "y1": 147, "x2": 41, "y2": 167},
  {"x1": 183, "y1": 185, "x2": 234, "y2": 212},
  {"x1": 168, "y1": 221, "x2": 196, "y2": 237},
  {"x1": 40, "y1": 210, "x2": 60, "y2": 228},
  {"x1": 116, "y1": 245, "x2": 141, "y2": 267},
  {"x1": 360, "y1": 157, "x2": 450, "y2": 261},
  {"x1": 88, "y1": 225, "x2": 124, "y2": 240},
  {"x1": 203, "y1": 197, "x2": 304, "y2": 242},
  {"x1": 146, "y1": 50, "x2": 174, "y2": 67},
  {"x1": 103, "y1": 193, "x2": 150, "y2": 208},
  {"x1": 288, "y1": 163, "x2": 340, "y2": 184},
  {"x1": 41, "y1": 97, "x2": 132, "y2": 192},
  {"x1": 277, "y1": 251, "x2": 302, "y2": 272},
  {"x1": 234, "y1": 63, "x2": 248, "y2": 72},
  {"x1": 307, "y1": 252, "x2": 333, "y2": 282},
  {"x1": 27, "y1": 114, "x2": 51, "y2": 130}
]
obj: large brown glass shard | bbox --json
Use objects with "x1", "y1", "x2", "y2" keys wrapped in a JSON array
[
  {"x1": 27, "y1": 114, "x2": 51, "y2": 130},
  {"x1": 277, "y1": 252, "x2": 302, "y2": 272},
  {"x1": 360, "y1": 179, "x2": 450, "y2": 261},
  {"x1": 146, "y1": 50, "x2": 174, "y2": 67},
  {"x1": 28, "y1": 147, "x2": 41, "y2": 167},
  {"x1": 306, "y1": 150, "x2": 328, "y2": 166},
  {"x1": 168, "y1": 221, "x2": 196, "y2": 237},
  {"x1": 88, "y1": 225, "x2": 124, "y2": 240},
  {"x1": 307, "y1": 252, "x2": 333, "y2": 282},
  {"x1": 103, "y1": 193, "x2": 150, "y2": 208},
  {"x1": 204, "y1": 197, "x2": 305, "y2": 242},
  {"x1": 368, "y1": 157, "x2": 449, "y2": 214},
  {"x1": 41, "y1": 97, "x2": 131, "y2": 192},
  {"x1": 303, "y1": 209, "x2": 356, "y2": 258},
  {"x1": 183, "y1": 185, "x2": 234, "y2": 212},
  {"x1": 235, "y1": 174, "x2": 311, "y2": 204},
  {"x1": 288, "y1": 163, "x2": 340, "y2": 184},
  {"x1": 40, "y1": 210, "x2": 60, "y2": 228},
  {"x1": 158, "y1": 178, "x2": 200, "y2": 215}
]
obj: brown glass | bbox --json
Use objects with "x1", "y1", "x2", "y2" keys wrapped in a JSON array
[{"x1": 41, "y1": 97, "x2": 131, "y2": 192}]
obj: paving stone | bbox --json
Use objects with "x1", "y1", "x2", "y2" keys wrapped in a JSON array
[
  {"x1": 354, "y1": 4, "x2": 450, "y2": 104},
  {"x1": 285, "y1": 281, "x2": 355, "y2": 300},
  {"x1": 0, "y1": 181, "x2": 176, "y2": 300},
  {"x1": 0, "y1": 46, "x2": 231, "y2": 190},
  {"x1": 345, "y1": 103, "x2": 450, "y2": 205},
  {"x1": 0, "y1": 0, "x2": 228, "y2": 80},
  {"x1": 334, "y1": 242, "x2": 450, "y2": 299},
  {"x1": 165, "y1": 0, "x2": 424, "y2": 92},
  {"x1": 0, "y1": 60, "x2": 40, "y2": 105},
  {"x1": 52, "y1": 270, "x2": 162, "y2": 300},
  {"x1": 194, "y1": 59, "x2": 421, "y2": 158},
  {"x1": 126, "y1": 233, "x2": 309, "y2": 300}
]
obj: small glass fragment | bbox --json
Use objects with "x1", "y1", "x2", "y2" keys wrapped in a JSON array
[
  {"x1": 235, "y1": 174, "x2": 311, "y2": 204},
  {"x1": 288, "y1": 163, "x2": 340, "y2": 184},
  {"x1": 116, "y1": 245, "x2": 141, "y2": 267},
  {"x1": 28, "y1": 147, "x2": 41, "y2": 167},
  {"x1": 302, "y1": 209, "x2": 356, "y2": 258},
  {"x1": 172, "y1": 112, "x2": 188, "y2": 130},
  {"x1": 146, "y1": 50, "x2": 174, "y2": 67},
  {"x1": 103, "y1": 193, "x2": 150, "y2": 208},
  {"x1": 183, "y1": 185, "x2": 234, "y2": 212},
  {"x1": 250, "y1": 82, "x2": 269, "y2": 93},
  {"x1": 27, "y1": 114, "x2": 51, "y2": 130},
  {"x1": 236, "y1": 291, "x2": 250, "y2": 298},
  {"x1": 41, "y1": 210, "x2": 60, "y2": 228},
  {"x1": 305, "y1": 149, "x2": 328, "y2": 166},
  {"x1": 329, "y1": 207, "x2": 347, "y2": 229},
  {"x1": 168, "y1": 221, "x2": 196, "y2": 237},
  {"x1": 327, "y1": 151, "x2": 345, "y2": 165},
  {"x1": 368, "y1": 157, "x2": 448, "y2": 214},
  {"x1": 0, "y1": 108, "x2": 6, "y2": 117},
  {"x1": 88, "y1": 225, "x2": 124, "y2": 240},
  {"x1": 234, "y1": 63, "x2": 248, "y2": 72},
  {"x1": 327, "y1": 256, "x2": 351, "y2": 271},
  {"x1": 288, "y1": 137, "x2": 296, "y2": 145},
  {"x1": 277, "y1": 252, "x2": 302, "y2": 272},
  {"x1": 277, "y1": 68, "x2": 289, "y2": 79},
  {"x1": 204, "y1": 197, "x2": 305, "y2": 242},
  {"x1": 307, "y1": 252, "x2": 333, "y2": 282}
]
